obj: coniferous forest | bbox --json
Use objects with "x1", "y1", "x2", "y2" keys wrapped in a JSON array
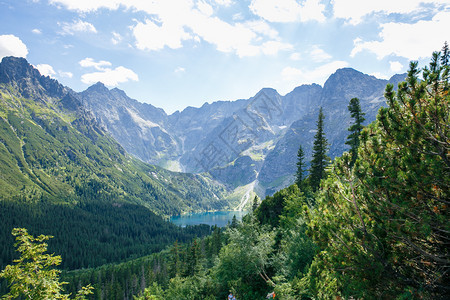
[{"x1": 1, "y1": 47, "x2": 449, "y2": 299}]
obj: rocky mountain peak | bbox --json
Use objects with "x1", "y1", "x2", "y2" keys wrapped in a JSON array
[
  {"x1": 86, "y1": 82, "x2": 110, "y2": 94},
  {"x1": 0, "y1": 56, "x2": 66, "y2": 100},
  {"x1": 388, "y1": 73, "x2": 408, "y2": 86},
  {"x1": 324, "y1": 68, "x2": 371, "y2": 86},
  {"x1": 0, "y1": 56, "x2": 41, "y2": 84}
]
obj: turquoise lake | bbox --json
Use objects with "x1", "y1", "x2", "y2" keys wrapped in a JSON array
[{"x1": 169, "y1": 210, "x2": 249, "y2": 227}]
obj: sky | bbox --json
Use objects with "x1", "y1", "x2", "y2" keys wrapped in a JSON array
[{"x1": 0, "y1": 0, "x2": 449, "y2": 114}]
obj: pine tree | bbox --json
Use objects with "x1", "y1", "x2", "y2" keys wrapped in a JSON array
[
  {"x1": 309, "y1": 107, "x2": 329, "y2": 192},
  {"x1": 230, "y1": 215, "x2": 238, "y2": 228},
  {"x1": 441, "y1": 41, "x2": 449, "y2": 89},
  {"x1": 345, "y1": 97, "x2": 365, "y2": 167},
  {"x1": 295, "y1": 145, "x2": 306, "y2": 189},
  {"x1": 252, "y1": 195, "x2": 259, "y2": 212},
  {"x1": 441, "y1": 41, "x2": 449, "y2": 66}
]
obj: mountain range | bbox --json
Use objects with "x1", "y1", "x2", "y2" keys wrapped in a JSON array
[
  {"x1": 0, "y1": 56, "x2": 405, "y2": 210},
  {"x1": 77, "y1": 65, "x2": 405, "y2": 202}
]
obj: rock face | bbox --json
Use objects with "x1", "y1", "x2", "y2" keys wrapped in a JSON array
[
  {"x1": 0, "y1": 56, "x2": 67, "y2": 100},
  {"x1": 78, "y1": 65, "x2": 406, "y2": 197},
  {"x1": 79, "y1": 83, "x2": 180, "y2": 169}
]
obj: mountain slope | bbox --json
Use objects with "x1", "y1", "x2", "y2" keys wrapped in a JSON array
[{"x1": 0, "y1": 56, "x2": 229, "y2": 215}]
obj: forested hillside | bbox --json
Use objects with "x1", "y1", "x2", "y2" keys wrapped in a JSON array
[{"x1": 0, "y1": 57, "x2": 231, "y2": 272}]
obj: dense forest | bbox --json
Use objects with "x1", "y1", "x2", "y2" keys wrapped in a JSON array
[
  {"x1": 0, "y1": 201, "x2": 213, "y2": 271},
  {"x1": 1, "y1": 47, "x2": 449, "y2": 299}
]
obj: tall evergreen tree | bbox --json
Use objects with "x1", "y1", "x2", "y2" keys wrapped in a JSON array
[
  {"x1": 309, "y1": 107, "x2": 330, "y2": 192},
  {"x1": 252, "y1": 195, "x2": 259, "y2": 212},
  {"x1": 295, "y1": 145, "x2": 306, "y2": 189},
  {"x1": 441, "y1": 41, "x2": 449, "y2": 89},
  {"x1": 441, "y1": 41, "x2": 449, "y2": 66},
  {"x1": 345, "y1": 97, "x2": 365, "y2": 167}
]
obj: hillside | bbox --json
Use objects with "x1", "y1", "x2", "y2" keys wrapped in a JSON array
[
  {"x1": 0, "y1": 56, "x2": 231, "y2": 270},
  {"x1": 0, "y1": 56, "x2": 229, "y2": 215}
]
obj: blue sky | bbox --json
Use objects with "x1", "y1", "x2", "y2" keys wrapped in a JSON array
[{"x1": 0, "y1": 0, "x2": 449, "y2": 114}]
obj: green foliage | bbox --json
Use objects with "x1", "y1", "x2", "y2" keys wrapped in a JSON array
[
  {"x1": 295, "y1": 145, "x2": 306, "y2": 189},
  {"x1": 0, "y1": 201, "x2": 212, "y2": 272},
  {"x1": 308, "y1": 107, "x2": 330, "y2": 192},
  {"x1": 134, "y1": 282, "x2": 164, "y2": 300},
  {"x1": 441, "y1": 41, "x2": 449, "y2": 66},
  {"x1": 0, "y1": 228, "x2": 93, "y2": 299},
  {"x1": 304, "y1": 49, "x2": 450, "y2": 298},
  {"x1": 345, "y1": 97, "x2": 365, "y2": 167},
  {"x1": 251, "y1": 195, "x2": 259, "y2": 212},
  {"x1": 255, "y1": 184, "x2": 301, "y2": 228},
  {"x1": 213, "y1": 217, "x2": 276, "y2": 299}
]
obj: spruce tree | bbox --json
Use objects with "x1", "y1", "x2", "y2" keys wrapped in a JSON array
[
  {"x1": 309, "y1": 107, "x2": 329, "y2": 192},
  {"x1": 345, "y1": 97, "x2": 365, "y2": 167},
  {"x1": 295, "y1": 145, "x2": 306, "y2": 189},
  {"x1": 441, "y1": 41, "x2": 449, "y2": 66},
  {"x1": 252, "y1": 195, "x2": 259, "y2": 212}
]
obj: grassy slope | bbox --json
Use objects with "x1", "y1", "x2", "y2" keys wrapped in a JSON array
[{"x1": 0, "y1": 85, "x2": 230, "y2": 215}]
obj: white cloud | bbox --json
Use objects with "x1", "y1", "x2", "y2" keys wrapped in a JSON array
[
  {"x1": 197, "y1": 0, "x2": 213, "y2": 16},
  {"x1": 309, "y1": 45, "x2": 332, "y2": 62},
  {"x1": 214, "y1": 0, "x2": 233, "y2": 6},
  {"x1": 49, "y1": 0, "x2": 122, "y2": 12},
  {"x1": 32, "y1": 29, "x2": 42, "y2": 34},
  {"x1": 262, "y1": 41, "x2": 293, "y2": 55},
  {"x1": 111, "y1": 31, "x2": 122, "y2": 45},
  {"x1": 301, "y1": 0, "x2": 327, "y2": 22},
  {"x1": 244, "y1": 20, "x2": 278, "y2": 39},
  {"x1": 79, "y1": 57, "x2": 138, "y2": 86},
  {"x1": 332, "y1": 0, "x2": 449, "y2": 24},
  {"x1": 281, "y1": 60, "x2": 349, "y2": 86},
  {"x1": 59, "y1": 71, "x2": 73, "y2": 78},
  {"x1": 351, "y1": 11, "x2": 450, "y2": 60},
  {"x1": 79, "y1": 57, "x2": 112, "y2": 70},
  {"x1": 389, "y1": 61, "x2": 403, "y2": 73},
  {"x1": 36, "y1": 64, "x2": 56, "y2": 77},
  {"x1": 232, "y1": 12, "x2": 244, "y2": 20},
  {"x1": 281, "y1": 66, "x2": 303, "y2": 81},
  {"x1": 133, "y1": 18, "x2": 191, "y2": 51},
  {"x1": 81, "y1": 66, "x2": 139, "y2": 86},
  {"x1": 51, "y1": 0, "x2": 293, "y2": 57},
  {"x1": 249, "y1": 0, "x2": 326, "y2": 23},
  {"x1": 0, "y1": 35, "x2": 28, "y2": 59},
  {"x1": 369, "y1": 72, "x2": 389, "y2": 80},
  {"x1": 290, "y1": 52, "x2": 301, "y2": 60},
  {"x1": 174, "y1": 67, "x2": 185, "y2": 74},
  {"x1": 59, "y1": 19, "x2": 97, "y2": 35}
]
